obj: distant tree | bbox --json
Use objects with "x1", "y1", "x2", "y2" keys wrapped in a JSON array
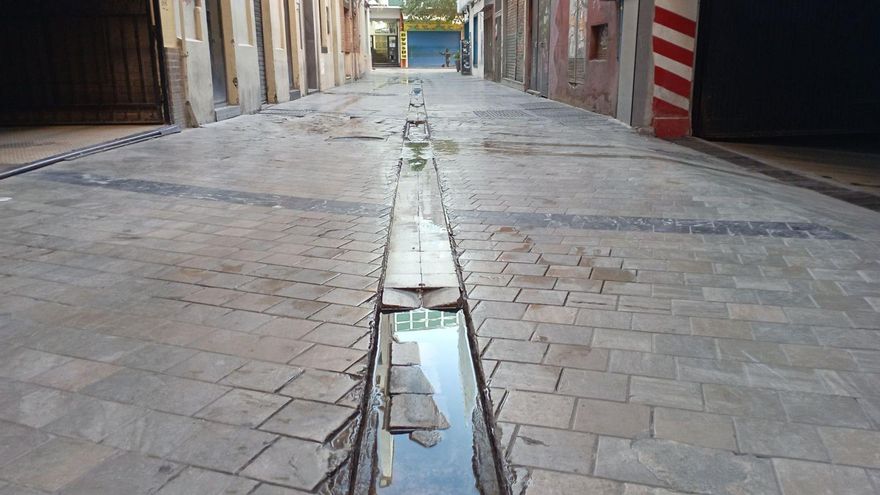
[{"x1": 402, "y1": 0, "x2": 461, "y2": 23}]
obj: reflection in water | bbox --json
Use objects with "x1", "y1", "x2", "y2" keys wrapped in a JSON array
[
  {"x1": 371, "y1": 309, "x2": 500, "y2": 494},
  {"x1": 402, "y1": 142, "x2": 430, "y2": 171}
]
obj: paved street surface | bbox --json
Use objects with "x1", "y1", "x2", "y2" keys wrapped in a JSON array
[{"x1": 2, "y1": 69, "x2": 880, "y2": 494}]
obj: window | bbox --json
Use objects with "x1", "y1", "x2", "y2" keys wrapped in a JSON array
[
  {"x1": 567, "y1": 0, "x2": 586, "y2": 84},
  {"x1": 589, "y1": 23, "x2": 609, "y2": 60}
]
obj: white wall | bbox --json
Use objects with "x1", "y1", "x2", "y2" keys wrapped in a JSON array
[{"x1": 179, "y1": 0, "x2": 215, "y2": 124}]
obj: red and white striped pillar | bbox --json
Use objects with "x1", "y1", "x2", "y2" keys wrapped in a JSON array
[{"x1": 651, "y1": 0, "x2": 698, "y2": 138}]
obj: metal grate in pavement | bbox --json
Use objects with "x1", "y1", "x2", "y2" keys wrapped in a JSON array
[
  {"x1": 259, "y1": 108, "x2": 315, "y2": 117},
  {"x1": 520, "y1": 102, "x2": 569, "y2": 110},
  {"x1": 473, "y1": 110, "x2": 532, "y2": 119}
]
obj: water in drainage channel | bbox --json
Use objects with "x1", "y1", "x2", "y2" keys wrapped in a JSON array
[
  {"x1": 364, "y1": 308, "x2": 501, "y2": 494},
  {"x1": 349, "y1": 82, "x2": 506, "y2": 494}
]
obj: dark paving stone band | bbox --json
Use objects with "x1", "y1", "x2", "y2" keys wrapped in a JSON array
[
  {"x1": 37, "y1": 170, "x2": 390, "y2": 217},
  {"x1": 451, "y1": 210, "x2": 853, "y2": 240}
]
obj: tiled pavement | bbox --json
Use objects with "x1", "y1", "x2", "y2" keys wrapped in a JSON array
[
  {"x1": 424, "y1": 74, "x2": 880, "y2": 493},
  {"x1": 0, "y1": 69, "x2": 879, "y2": 494},
  {"x1": 0, "y1": 75, "x2": 409, "y2": 494}
]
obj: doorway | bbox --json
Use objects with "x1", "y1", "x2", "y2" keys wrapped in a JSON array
[
  {"x1": 205, "y1": 0, "x2": 228, "y2": 105},
  {"x1": 493, "y1": 7, "x2": 502, "y2": 82},
  {"x1": 370, "y1": 19, "x2": 399, "y2": 66},
  {"x1": 302, "y1": 0, "x2": 319, "y2": 90},
  {"x1": 283, "y1": 0, "x2": 299, "y2": 97},
  {"x1": 528, "y1": 0, "x2": 550, "y2": 96},
  {"x1": 484, "y1": 6, "x2": 495, "y2": 79},
  {"x1": 371, "y1": 35, "x2": 399, "y2": 65}
]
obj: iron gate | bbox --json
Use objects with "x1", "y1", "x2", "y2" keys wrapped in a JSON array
[{"x1": 0, "y1": 0, "x2": 168, "y2": 125}]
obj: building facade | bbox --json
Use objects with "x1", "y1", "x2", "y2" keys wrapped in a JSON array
[
  {"x1": 1, "y1": 0, "x2": 371, "y2": 130},
  {"x1": 465, "y1": 0, "x2": 880, "y2": 139},
  {"x1": 162, "y1": 0, "x2": 370, "y2": 126}
]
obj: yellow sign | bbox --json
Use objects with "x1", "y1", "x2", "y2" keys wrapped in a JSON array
[{"x1": 400, "y1": 31, "x2": 408, "y2": 62}]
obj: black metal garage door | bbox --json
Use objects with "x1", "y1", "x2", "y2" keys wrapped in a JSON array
[
  {"x1": 0, "y1": 0, "x2": 167, "y2": 125},
  {"x1": 692, "y1": 0, "x2": 880, "y2": 139}
]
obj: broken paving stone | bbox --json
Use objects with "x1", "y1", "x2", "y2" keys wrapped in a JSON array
[
  {"x1": 422, "y1": 287, "x2": 462, "y2": 310},
  {"x1": 382, "y1": 289, "x2": 420, "y2": 310},
  {"x1": 392, "y1": 342, "x2": 420, "y2": 366},
  {"x1": 389, "y1": 394, "x2": 450, "y2": 431},
  {"x1": 390, "y1": 365, "x2": 434, "y2": 395},
  {"x1": 410, "y1": 430, "x2": 442, "y2": 448}
]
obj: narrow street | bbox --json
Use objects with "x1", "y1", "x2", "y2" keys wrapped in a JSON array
[{"x1": 2, "y1": 69, "x2": 880, "y2": 494}]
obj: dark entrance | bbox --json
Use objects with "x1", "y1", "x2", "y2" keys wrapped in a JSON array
[
  {"x1": 692, "y1": 0, "x2": 880, "y2": 139},
  {"x1": 205, "y1": 0, "x2": 228, "y2": 105},
  {"x1": 302, "y1": 0, "x2": 319, "y2": 91},
  {"x1": 0, "y1": 0, "x2": 168, "y2": 125},
  {"x1": 492, "y1": 7, "x2": 503, "y2": 82},
  {"x1": 483, "y1": 6, "x2": 495, "y2": 80},
  {"x1": 528, "y1": 0, "x2": 550, "y2": 96},
  {"x1": 284, "y1": 0, "x2": 300, "y2": 98}
]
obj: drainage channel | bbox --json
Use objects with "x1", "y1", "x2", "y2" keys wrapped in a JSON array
[{"x1": 350, "y1": 83, "x2": 507, "y2": 494}]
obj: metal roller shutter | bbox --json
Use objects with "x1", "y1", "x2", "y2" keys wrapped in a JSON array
[
  {"x1": 503, "y1": 0, "x2": 524, "y2": 82},
  {"x1": 254, "y1": 0, "x2": 268, "y2": 104}
]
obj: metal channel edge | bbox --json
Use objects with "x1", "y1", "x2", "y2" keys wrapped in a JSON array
[{"x1": 0, "y1": 125, "x2": 181, "y2": 181}]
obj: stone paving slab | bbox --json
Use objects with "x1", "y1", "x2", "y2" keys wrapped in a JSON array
[
  {"x1": 0, "y1": 72, "x2": 411, "y2": 494},
  {"x1": 424, "y1": 72, "x2": 880, "y2": 494}
]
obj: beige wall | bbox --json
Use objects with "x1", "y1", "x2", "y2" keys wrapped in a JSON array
[
  {"x1": 179, "y1": 0, "x2": 215, "y2": 124},
  {"x1": 158, "y1": 0, "x2": 363, "y2": 126}
]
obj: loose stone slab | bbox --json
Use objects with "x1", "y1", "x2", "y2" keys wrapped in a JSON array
[
  {"x1": 389, "y1": 365, "x2": 434, "y2": 395},
  {"x1": 422, "y1": 287, "x2": 462, "y2": 309},
  {"x1": 392, "y1": 341, "x2": 421, "y2": 365},
  {"x1": 410, "y1": 429, "x2": 442, "y2": 448},
  {"x1": 389, "y1": 394, "x2": 450, "y2": 431},
  {"x1": 382, "y1": 288, "x2": 421, "y2": 310}
]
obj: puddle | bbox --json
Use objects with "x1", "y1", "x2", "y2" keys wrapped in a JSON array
[
  {"x1": 432, "y1": 139, "x2": 460, "y2": 156},
  {"x1": 402, "y1": 142, "x2": 430, "y2": 171},
  {"x1": 353, "y1": 309, "x2": 502, "y2": 494},
  {"x1": 350, "y1": 81, "x2": 505, "y2": 494}
]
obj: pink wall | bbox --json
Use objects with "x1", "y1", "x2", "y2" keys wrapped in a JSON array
[{"x1": 547, "y1": 0, "x2": 619, "y2": 116}]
